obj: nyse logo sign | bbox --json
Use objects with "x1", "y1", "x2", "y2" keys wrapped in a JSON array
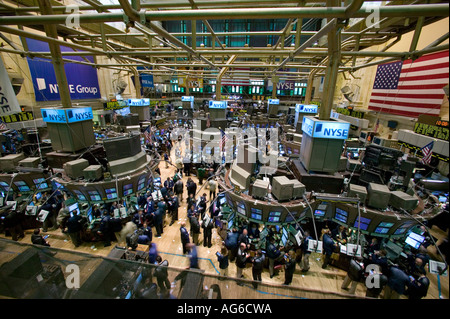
[
  {"x1": 181, "y1": 96, "x2": 194, "y2": 102},
  {"x1": 296, "y1": 104, "x2": 318, "y2": 114},
  {"x1": 209, "y1": 100, "x2": 227, "y2": 109},
  {"x1": 302, "y1": 116, "x2": 350, "y2": 140},
  {"x1": 314, "y1": 122, "x2": 350, "y2": 140},
  {"x1": 41, "y1": 107, "x2": 93, "y2": 124},
  {"x1": 268, "y1": 99, "x2": 279, "y2": 105},
  {"x1": 127, "y1": 98, "x2": 150, "y2": 106},
  {"x1": 276, "y1": 82, "x2": 295, "y2": 90},
  {"x1": 41, "y1": 108, "x2": 67, "y2": 123},
  {"x1": 67, "y1": 107, "x2": 93, "y2": 123}
]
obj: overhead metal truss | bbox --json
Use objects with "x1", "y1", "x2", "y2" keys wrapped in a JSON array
[{"x1": 0, "y1": 0, "x2": 448, "y2": 113}]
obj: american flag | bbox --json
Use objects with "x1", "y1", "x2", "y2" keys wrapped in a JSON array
[
  {"x1": 420, "y1": 141, "x2": 434, "y2": 165},
  {"x1": 143, "y1": 125, "x2": 151, "y2": 143},
  {"x1": 0, "y1": 119, "x2": 7, "y2": 130},
  {"x1": 368, "y1": 50, "x2": 449, "y2": 118},
  {"x1": 219, "y1": 129, "x2": 229, "y2": 151}
]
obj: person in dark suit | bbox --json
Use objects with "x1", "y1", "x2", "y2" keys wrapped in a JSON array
[
  {"x1": 180, "y1": 222, "x2": 190, "y2": 254},
  {"x1": 225, "y1": 228, "x2": 239, "y2": 262},
  {"x1": 190, "y1": 212, "x2": 201, "y2": 245},
  {"x1": 266, "y1": 237, "x2": 282, "y2": 278},
  {"x1": 405, "y1": 269, "x2": 430, "y2": 299},
  {"x1": 133, "y1": 209, "x2": 145, "y2": 228},
  {"x1": 152, "y1": 208, "x2": 164, "y2": 238},
  {"x1": 251, "y1": 249, "x2": 265, "y2": 289},
  {"x1": 31, "y1": 228, "x2": 50, "y2": 247},
  {"x1": 154, "y1": 255, "x2": 171, "y2": 293},
  {"x1": 167, "y1": 193, "x2": 179, "y2": 226},
  {"x1": 98, "y1": 211, "x2": 113, "y2": 247},
  {"x1": 4, "y1": 210, "x2": 24, "y2": 241},
  {"x1": 66, "y1": 211, "x2": 83, "y2": 247},
  {"x1": 384, "y1": 265, "x2": 411, "y2": 299},
  {"x1": 322, "y1": 229, "x2": 337, "y2": 269},
  {"x1": 238, "y1": 228, "x2": 250, "y2": 250},
  {"x1": 202, "y1": 214, "x2": 214, "y2": 248},
  {"x1": 235, "y1": 243, "x2": 249, "y2": 283},
  {"x1": 341, "y1": 257, "x2": 364, "y2": 294},
  {"x1": 283, "y1": 250, "x2": 296, "y2": 285}
]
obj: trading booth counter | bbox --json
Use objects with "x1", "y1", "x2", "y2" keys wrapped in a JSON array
[{"x1": 217, "y1": 166, "x2": 446, "y2": 272}]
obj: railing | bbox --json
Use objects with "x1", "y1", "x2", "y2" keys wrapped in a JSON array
[{"x1": 0, "y1": 238, "x2": 368, "y2": 299}]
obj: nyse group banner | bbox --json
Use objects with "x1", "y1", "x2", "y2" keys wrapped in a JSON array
[{"x1": 26, "y1": 38, "x2": 101, "y2": 101}]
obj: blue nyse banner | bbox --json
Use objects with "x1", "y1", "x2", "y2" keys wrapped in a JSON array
[
  {"x1": 141, "y1": 74, "x2": 154, "y2": 88},
  {"x1": 41, "y1": 107, "x2": 93, "y2": 124},
  {"x1": 268, "y1": 99, "x2": 280, "y2": 105},
  {"x1": 302, "y1": 116, "x2": 350, "y2": 140},
  {"x1": 26, "y1": 38, "x2": 101, "y2": 102},
  {"x1": 295, "y1": 104, "x2": 318, "y2": 114},
  {"x1": 41, "y1": 108, "x2": 67, "y2": 123},
  {"x1": 209, "y1": 100, "x2": 227, "y2": 109},
  {"x1": 127, "y1": 98, "x2": 150, "y2": 106}
]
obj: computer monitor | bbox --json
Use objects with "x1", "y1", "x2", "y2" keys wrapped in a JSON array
[
  {"x1": 35, "y1": 192, "x2": 42, "y2": 201},
  {"x1": 374, "y1": 222, "x2": 394, "y2": 234},
  {"x1": 105, "y1": 188, "x2": 118, "y2": 200},
  {"x1": 153, "y1": 177, "x2": 161, "y2": 186},
  {"x1": 88, "y1": 190, "x2": 101, "y2": 201},
  {"x1": 285, "y1": 211, "x2": 298, "y2": 223},
  {"x1": 228, "y1": 213, "x2": 235, "y2": 229},
  {"x1": 281, "y1": 227, "x2": 289, "y2": 246},
  {"x1": 354, "y1": 216, "x2": 371, "y2": 231},
  {"x1": 123, "y1": 184, "x2": 133, "y2": 196},
  {"x1": 0, "y1": 181, "x2": 10, "y2": 191},
  {"x1": 137, "y1": 176, "x2": 146, "y2": 192},
  {"x1": 219, "y1": 196, "x2": 226, "y2": 205},
  {"x1": 268, "y1": 211, "x2": 281, "y2": 223},
  {"x1": 250, "y1": 208, "x2": 262, "y2": 221},
  {"x1": 334, "y1": 207, "x2": 348, "y2": 223},
  {"x1": 405, "y1": 232, "x2": 425, "y2": 250},
  {"x1": 314, "y1": 209, "x2": 325, "y2": 217},
  {"x1": 33, "y1": 178, "x2": 49, "y2": 190},
  {"x1": 237, "y1": 202, "x2": 246, "y2": 216},
  {"x1": 14, "y1": 181, "x2": 31, "y2": 192},
  {"x1": 73, "y1": 189, "x2": 87, "y2": 201},
  {"x1": 86, "y1": 207, "x2": 93, "y2": 223}
]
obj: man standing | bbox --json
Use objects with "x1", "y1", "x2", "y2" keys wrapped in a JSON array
[
  {"x1": 251, "y1": 249, "x2": 265, "y2": 289},
  {"x1": 180, "y1": 222, "x2": 190, "y2": 254},
  {"x1": 322, "y1": 228, "x2": 337, "y2": 269},
  {"x1": 236, "y1": 243, "x2": 250, "y2": 283},
  {"x1": 66, "y1": 211, "x2": 83, "y2": 248},
  {"x1": 202, "y1": 214, "x2": 214, "y2": 248}
]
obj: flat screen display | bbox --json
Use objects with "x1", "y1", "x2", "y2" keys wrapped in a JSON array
[
  {"x1": 14, "y1": 181, "x2": 31, "y2": 192},
  {"x1": 405, "y1": 232, "x2": 425, "y2": 249},
  {"x1": 268, "y1": 211, "x2": 281, "y2": 223},
  {"x1": 73, "y1": 190, "x2": 86, "y2": 201},
  {"x1": 314, "y1": 209, "x2": 325, "y2": 217},
  {"x1": 33, "y1": 178, "x2": 49, "y2": 189},
  {"x1": 237, "y1": 202, "x2": 246, "y2": 216},
  {"x1": 88, "y1": 190, "x2": 101, "y2": 201},
  {"x1": 137, "y1": 176, "x2": 146, "y2": 191},
  {"x1": 250, "y1": 208, "x2": 262, "y2": 221},
  {"x1": 354, "y1": 216, "x2": 371, "y2": 231},
  {"x1": 105, "y1": 188, "x2": 118, "y2": 200},
  {"x1": 374, "y1": 222, "x2": 394, "y2": 234},
  {"x1": 335, "y1": 207, "x2": 348, "y2": 223},
  {"x1": 123, "y1": 184, "x2": 133, "y2": 196}
]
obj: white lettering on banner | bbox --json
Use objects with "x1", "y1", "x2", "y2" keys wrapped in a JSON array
[{"x1": 0, "y1": 55, "x2": 21, "y2": 116}]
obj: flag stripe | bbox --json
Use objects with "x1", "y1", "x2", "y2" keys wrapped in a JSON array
[
  {"x1": 368, "y1": 106, "x2": 440, "y2": 118},
  {"x1": 368, "y1": 49, "x2": 449, "y2": 118},
  {"x1": 371, "y1": 92, "x2": 444, "y2": 99}
]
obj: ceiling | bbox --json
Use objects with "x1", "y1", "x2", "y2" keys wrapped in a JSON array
[{"x1": 0, "y1": 0, "x2": 448, "y2": 82}]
